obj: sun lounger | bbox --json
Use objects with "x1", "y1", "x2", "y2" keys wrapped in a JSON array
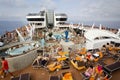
[
  {"x1": 112, "y1": 54, "x2": 119, "y2": 60},
  {"x1": 11, "y1": 73, "x2": 30, "y2": 80},
  {"x1": 11, "y1": 76, "x2": 20, "y2": 80},
  {"x1": 32, "y1": 56, "x2": 49, "y2": 68},
  {"x1": 62, "y1": 72, "x2": 73, "y2": 80},
  {"x1": 61, "y1": 60, "x2": 70, "y2": 69},
  {"x1": 32, "y1": 56, "x2": 42, "y2": 68},
  {"x1": 103, "y1": 61, "x2": 120, "y2": 74},
  {"x1": 20, "y1": 73, "x2": 30, "y2": 80},
  {"x1": 71, "y1": 60, "x2": 86, "y2": 70},
  {"x1": 49, "y1": 76, "x2": 60, "y2": 80},
  {"x1": 47, "y1": 64, "x2": 62, "y2": 72},
  {"x1": 80, "y1": 72, "x2": 90, "y2": 80},
  {"x1": 32, "y1": 59, "x2": 39, "y2": 68},
  {"x1": 98, "y1": 60, "x2": 107, "y2": 66},
  {"x1": 103, "y1": 70, "x2": 112, "y2": 80},
  {"x1": 40, "y1": 57, "x2": 49, "y2": 67},
  {"x1": 80, "y1": 71, "x2": 112, "y2": 80}
]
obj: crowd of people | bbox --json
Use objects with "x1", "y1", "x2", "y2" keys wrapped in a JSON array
[{"x1": 84, "y1": 64, "x2": 109, "y2": 80}]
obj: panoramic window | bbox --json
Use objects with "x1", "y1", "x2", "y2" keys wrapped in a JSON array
[
  {"x1": 94, "y1": 36, "x2": 113, "y2": 40},
  {"x1": 27, "y1": 18, "x2": 44, "y2": 21},
  {"x1": 56, "y1": 18, "x2": 67, "y2": 21},
  {"x1": 36, "y1": 23, "x2": 42, "y2": 25}
]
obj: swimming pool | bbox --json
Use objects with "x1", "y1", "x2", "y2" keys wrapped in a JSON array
[
  {"x1": 8, "y1": 45, "x2": 34, "y2": 56},
  {"x1": 53, "y1": 34, "x2": 62, "y2": 40},
  {"x1": 53, "y1": 33, "x2": 71, "y2": 40}
]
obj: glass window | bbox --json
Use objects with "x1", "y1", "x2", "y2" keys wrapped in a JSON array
[
  {"x1": 27, "y1": 18, "x2": 44, "y2": 21},
  {"x1": 56, "y1": 18, "x2": 67, "y2": 21}
]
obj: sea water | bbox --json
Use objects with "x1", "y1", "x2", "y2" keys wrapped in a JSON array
[
  {"x1": 0, "y1": 21, "x2": 27, "y2": 35},
  {"x1": 0, "y1": 20, "x2": 120, "y2": 35}
]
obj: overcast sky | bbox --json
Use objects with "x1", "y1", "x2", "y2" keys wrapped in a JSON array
[{"x1": 0, "y1": 0, "x2": 120, "y2": 21}]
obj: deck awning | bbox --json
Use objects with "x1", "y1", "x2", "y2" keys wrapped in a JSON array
[{"x1": 84, "y1": 29, "x2": 119, "y2": 41}]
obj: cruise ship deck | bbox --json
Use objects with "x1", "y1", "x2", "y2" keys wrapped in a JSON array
[
  {"x1": 0, "y1": 10, "x2": 120, "y2": 80},
  {"x1": 2, "y1": 53, "x2": 120, "y2": 80}
]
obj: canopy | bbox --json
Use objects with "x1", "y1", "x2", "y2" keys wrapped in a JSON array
[{"x1": 84, "y1": 29, "x2": 119, "y2": 41}]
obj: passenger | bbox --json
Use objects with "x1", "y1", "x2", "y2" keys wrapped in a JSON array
[
  {"x1": 95, "y1": 65, "x2": 103, "y2": 75},
  {"x1": 0, "y1": 57, "x2": 14, "y2": 78},
  {"x1": 96, "y1": 72, "x2": 109, "y2": 80},
  {"x1": 85, "y1": 65, "x2": 95, "y2": 77},
  {"x1": 86, "y1": 52, "x2": 94, "y2": 61}
]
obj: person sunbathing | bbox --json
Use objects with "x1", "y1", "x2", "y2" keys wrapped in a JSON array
[
  {"x1": 47, "y1": 62, "x2": 61, "y2": 72},
  {"x1": 85, "y1": 65, "x2": 95, "y2": 77},
  {"x1": 95, "y1": 65, "x2": 103, "y2": 75},
  {"x1": 96, "y1": 72, "x2": 109, "y2": 80}
]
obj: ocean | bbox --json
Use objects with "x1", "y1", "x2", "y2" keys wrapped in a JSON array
[
  {"x1": 0, "y1": 21, "x2": 120, "y2": 35},
  {"x1": 69, "y1": 20, "x2": 120, "y2": 29},
  {"x1": 0, "y1": 21, "x2": 27, "y2": 35}
]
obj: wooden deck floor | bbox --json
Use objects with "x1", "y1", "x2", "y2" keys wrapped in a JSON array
[{"x1": 1, "y1": 57, "x2": 120, "y2": 80}]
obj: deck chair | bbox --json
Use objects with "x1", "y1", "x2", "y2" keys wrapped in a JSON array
[
  {"x1": 11, "y1": 76, "x2": 20, "y2": 80},
  {"x1": 32, "y1": 59, "x2": 39, "y2": 69},
  {"x1": 49, "y1": 75, "x2": 60, "y2": 80},
  {"x1": 61, "y1": 60, "x2": 70, "y2": 69},
  {"x1": 19, "y1": 73, "x2": 30, "y2": 80},
  {"x1": 71, "y1": 60, "x2": 86, "y2": 70},
  {"x1": 103, "y1": 61, "x2": 120, "y2": 74},
  {"x1": 62, "y1": 72, "x2": 73, "y2": 80},
  {"x1": 98, "y1": 60, "x2": 107, "y2": 66},
  {"x1": 80, "y1": 72, "x2": 89, "y2": 80},
  {"x1": 11, "y1": 73, "x2": 30, "y2": 80},
  {"x1": 40, "y1": 57, "x2": 49, "y2": 67},
  {"x1": 113, "y1": 54, "x2": 119, "y2": 60},
  {"x1": 32, "y1": 56, "x2": 42, "y2": 69},
  {"x1": 47, "y1": 64, "x2": 62, "y2": 72},
  {"x1": 103, "y1": 71, "x2": 112, "y2": 80}
]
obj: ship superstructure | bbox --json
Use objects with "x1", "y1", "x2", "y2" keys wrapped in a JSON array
[{"x1": 26, "y1": 10, "x2": 67, "y2": 29}]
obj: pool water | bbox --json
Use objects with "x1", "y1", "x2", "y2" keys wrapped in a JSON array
[
  {"x1": 53, "y1": 33, "x2": 71, "y2": 40},
  {"x1": 8, "y1": 45, "x2": 34, "y2": 56},
  {"x1": 53, "y1": 34, "x2": 63, "y2": 40}
]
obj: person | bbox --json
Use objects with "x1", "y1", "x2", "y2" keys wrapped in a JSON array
[
  {"x1": 0, "y1": 57, "x2": 14, "y2": 78},
  {"x1": 85, "y1": 65, "x2": 95, "y2": 77},
  {"x1": 95, "y1": 65, "x2": 103, "y2": 75},
  {"x1": 96, "y1": 72, "x2": 109, "y2": 80}
]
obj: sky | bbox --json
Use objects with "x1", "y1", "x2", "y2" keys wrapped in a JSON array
[{"x1": 0, "y1": 0, "x2": 120, "y2": 22}]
